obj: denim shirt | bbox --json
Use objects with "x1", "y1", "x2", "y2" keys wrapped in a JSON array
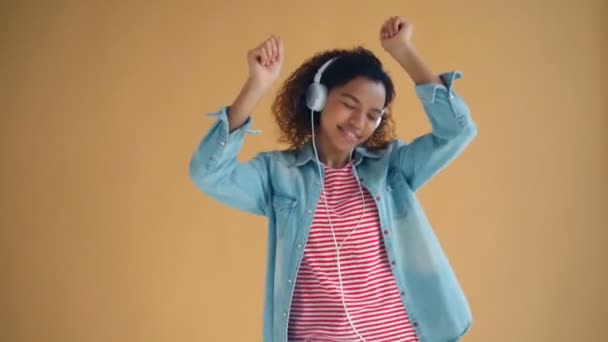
[{"x1": 189, "y1": 71, "x2": 478, "y2": 342}]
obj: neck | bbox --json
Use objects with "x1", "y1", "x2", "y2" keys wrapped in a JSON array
[{"x1": 314, "y1": 133, "x2": 351, "y2": 169}]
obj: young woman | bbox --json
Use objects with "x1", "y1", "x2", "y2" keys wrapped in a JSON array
[{"x1": 190, "y1": 16, "x2": 477, "y2": 342}]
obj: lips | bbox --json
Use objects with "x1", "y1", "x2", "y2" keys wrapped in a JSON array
[{"x1": 337, "y1": 125, "x2": 361, "y2": 143}]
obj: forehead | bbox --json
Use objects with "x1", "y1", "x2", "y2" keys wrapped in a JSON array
[{"x1": 331, "y1": 76, "x2": 387, "y2": 106}]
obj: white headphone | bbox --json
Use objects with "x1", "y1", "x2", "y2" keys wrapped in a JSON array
[{"x1": 305, "y1": 57, "x2": 384, "y2": 131}]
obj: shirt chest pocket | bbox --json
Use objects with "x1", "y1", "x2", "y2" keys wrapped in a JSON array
[
  {"x1": 386, "y1": 170, "x2": 413, "y2": 219},
  {"x1": 271, "y1": 194, "x2": 298, "y2": 238}
]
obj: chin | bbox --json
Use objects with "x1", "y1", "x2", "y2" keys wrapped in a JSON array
[{"x1": 331, "y1": 133, "x2": 360, "y2": 152}]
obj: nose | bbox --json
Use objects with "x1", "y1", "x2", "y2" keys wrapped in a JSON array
[{"x1": 347, "y1": 110, "x2": 365, "y2": 129}]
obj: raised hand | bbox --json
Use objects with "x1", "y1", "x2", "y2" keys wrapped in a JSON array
[
  {"x1": 246, "y1": 35, "x2": 284, "y2": 91},
  {"x1": 380, "y1": 16, "x2": 414, "y2": 56}
]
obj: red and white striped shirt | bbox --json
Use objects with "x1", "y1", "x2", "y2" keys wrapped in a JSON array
[{"x1": 287, "y1": 163, "x2": 419, "y2": 342}]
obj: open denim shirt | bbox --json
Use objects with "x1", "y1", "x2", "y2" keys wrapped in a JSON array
[{"x1": 189, "y1": 71, "x2": 478, "y2": 342}]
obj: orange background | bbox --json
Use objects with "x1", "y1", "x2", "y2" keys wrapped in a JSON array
[{"x1": 2, "y1": 1, "x2": 606, "y2": 341}]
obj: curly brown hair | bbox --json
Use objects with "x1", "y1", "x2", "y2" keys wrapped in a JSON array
[{"x1": 271, "y1": 46, "x2": 397, "y2": 151}]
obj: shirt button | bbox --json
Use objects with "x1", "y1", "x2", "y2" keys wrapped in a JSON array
[
  {"x1": 400, "y1": 291, "x2": 405, "y2": 296},
  {"x1": 288, "y1": 279, "x2": 292, "y2": 284},
  {"x1": 412, "y1": 321, "x2": 419, "y2": 327},
  {"x1": 283, "y1": 311, "x2": 287, "y2": 317},
  {"x1": 391, "y1": 260, "x2": 396, "y2": 266},
  {"x1": 376, "y1": 196, "x2": 381, "y2": 201},
  {"x1": 307, "y1": 209, "x2": 312, "y2": 214},
  {"x1": 219, "y1": 140, "x2": 225, "y2": 146},
  {"x1": 297, "y1": 243, "x2": 302, "y2": 249},
  {"x1": 383, "y1": 229, "x2": 389, "y2": 235}
]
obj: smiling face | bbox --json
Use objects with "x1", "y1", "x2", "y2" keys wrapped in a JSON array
[{"x1": 316, "y1": 76, "x2": 387, "y2": 160}]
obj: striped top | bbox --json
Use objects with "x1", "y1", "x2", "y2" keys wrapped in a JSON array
[{"x1": 287, "y1": 163, "x2": 419, "y2": 342}]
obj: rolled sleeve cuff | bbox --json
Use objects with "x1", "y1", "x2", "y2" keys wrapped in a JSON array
[
  {"x1": 206, "y1": 105, "x2": 262, "y2": 143},
  {"x1": 197, "y1": 106, "x2": 261, "y2": 171},
  {"x1": 415, "y1": 70, "x2": 463, "y2": 104}
]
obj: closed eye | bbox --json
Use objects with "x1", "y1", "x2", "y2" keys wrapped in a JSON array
[{"x1": 342, "y1": 101, "x2": 356, "y2": 109}]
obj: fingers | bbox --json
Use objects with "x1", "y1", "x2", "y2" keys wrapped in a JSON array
[
  {"x1": 271, "y1": 36, "x2": 279, "y2": 62},
  {"x1": 277, "y1": 36, "x2": 284, "y2": 62},
  {"x1": 381, "y1": 16, "x2": 404, "y2": 38},
  {"x1": 259, "y1": 44, "x2": 269, "y2": 65},
  {"x1": 255, "y1": 35, "x2": 282, "y2": 66},
  {"x1": 263, "y1": 42, "x2": 272, "y2": 66},
  {"x1": 392, "y1": 17, "x2": 401, "y2": 34},
  {"x1": 380, "y1": 21, "x2": 390, "y2": 39}
]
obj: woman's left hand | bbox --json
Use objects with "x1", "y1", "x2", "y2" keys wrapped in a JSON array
[{"x1": 380, "y1": 16, "x2": 414, "y2": 56}]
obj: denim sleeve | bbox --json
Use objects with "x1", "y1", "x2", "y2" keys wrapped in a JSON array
[
  {"x1": 397, "y1": 71, "x2": 478, "y2": 191},
  {"x1": 188, "y1": 106, "x2": 270, "y2": 216}
]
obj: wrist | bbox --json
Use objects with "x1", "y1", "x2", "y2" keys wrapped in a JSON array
[
  {"x1": 389, "y1": 43, "x2": 418, "y2": 66},
  {"x1": 388, "y1": 44, "x2": 441, "y2": 85},
  {"x1": 245, "y1": 76, "x2": 273, "y2": 95},
  {"x1": 231, "y1": 78, "x2": 267, "y2": 117}
]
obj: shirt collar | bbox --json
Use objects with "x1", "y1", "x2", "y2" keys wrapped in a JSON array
[{"x1": 291, "y1": 142, "x2": 383, "y2": 167}]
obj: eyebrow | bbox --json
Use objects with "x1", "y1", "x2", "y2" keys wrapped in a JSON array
[{"x1": 339, "y1": 93, "x2": 383, "y2": 114}]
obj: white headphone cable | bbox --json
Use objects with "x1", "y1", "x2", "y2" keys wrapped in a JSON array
[{"x1": 311, "y1": 109, "x2": 368, "y2": 342}]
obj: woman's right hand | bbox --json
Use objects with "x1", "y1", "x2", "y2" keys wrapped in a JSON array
[{"x1": 246, "y1": 35, "x2": 284, "y2": 91}]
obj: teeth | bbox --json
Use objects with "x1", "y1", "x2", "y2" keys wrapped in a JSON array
[{"x1": 341, "y1": 127, "x2": 358, "y2": 140}]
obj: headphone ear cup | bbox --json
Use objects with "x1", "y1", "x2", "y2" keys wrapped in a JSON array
[
  {"x1": 305, "y1": 83, "x2": 328, "y2": 112},
  {"x1": 374, "y1": 116, "x2": 382, "y2": 130}
]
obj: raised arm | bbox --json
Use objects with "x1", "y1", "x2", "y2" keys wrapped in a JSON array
[
  {"x1": 189, "y1": 35, "x2": 285, "y2": 215},
  {"x1": 229, "y1": 35, "x2": 284, "y2": 132},
  {"x1": 380, "y1": 17, "x2": 478, "y2": 191}
]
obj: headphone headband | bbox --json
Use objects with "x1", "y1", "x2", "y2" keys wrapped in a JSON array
[{"x1": 313, "y1": 57, "x2": 337, "y2": 83}]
